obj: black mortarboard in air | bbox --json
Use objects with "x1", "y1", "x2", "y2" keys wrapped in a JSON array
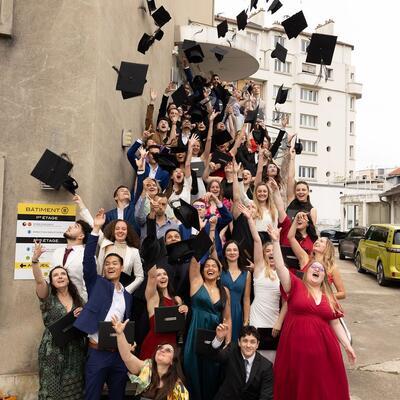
[
  {"x1": 114, "y1": 62, "x2": 148, "y2": 99},
  {"x1": 294, "y1": 137, "x2": 303, "y2": 155},
  {"x1": 232, "y1": 214, "x2": 254, "y2": 261},
  {"x1": 217, "y1": 19, "x2": 228, "y2": 38},
  {"x1": 184, "y1": 43, "x2": 205, "y2": 64},
  {"x1": 236, "y1": 10, "x2": 248, "y2": 31},
  {"x1": 211, "y1": 149, "x2": 233, "y2": 165},
  {"x1": 252, "y1": 127, "x2": 267, "y2": 146},
  {"x1": 147, "y1": 0, "x2": 156, "y2": 13},
  {"x1": 140, "y1": 234, "x2": 167, "y2": 270},
  {"x1": 275, "y1": 84, "x2": 289, "y2": 105},
  {"x1": 166, "y1": 239, "x2": 194, "y2": 264},
  {"x1": 282, "y1": 11, "x2": 308, "y2": 39},
  {"x1": 31, "y1": 149, "x2": 78, "y2": 194},
  {"x1": 169, "y1": 144, "x2": 188, "y2": 154},
  {"x1": 171, "y1": 85, "x2": 189, "y2": 107},
  {"x1": 154, "y1": 28, "x2": 164, "y2": 41},
  {"x1": 191, "y1": 228, "x2": 213, "y2": 261},
  {"x1": 213, "y1": 130, "x2": 233, "y2": 146},
  {"x1": 152, "y1": 6, "x2": 171, "y2": 27},
  {"x1": 271, "y1": 42, "x2": 287, "y2": 63},
  {"x1": 245, "y1": 106, "x2": 260, "y2": 130},
  {"x1": 210, "y1": 46, "x2": 228, "y2": 63},
  {"x1": 306, "y1": 33, "x2": 337, "y2": 66},
  {"x1": 250, "y1": 0, "x2": 259, "y2": 11},
  {"x1": 172, "y1": 199, "x2": 200, "y2": 231},
  {"x1": 268, "y1": 0, "x2": 283, "y2": 14},
  {"x1": 137, "y1": 33, "x2": 155, "y2": 54},
  {"x1": 154, "y1": 153, "x2": 178, "y2": 173},
  {"x1": 190, "y1": 104, "x2": 208, "y2": 123}
]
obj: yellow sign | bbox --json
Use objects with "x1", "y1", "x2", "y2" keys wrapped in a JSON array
[{"x1": 17, "y1": 203, "x2": 76, "y2": 216}]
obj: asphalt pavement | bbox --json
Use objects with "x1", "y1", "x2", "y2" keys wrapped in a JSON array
[{"x1": 336, "y1": 252, "x2": 400, "y2": 400}]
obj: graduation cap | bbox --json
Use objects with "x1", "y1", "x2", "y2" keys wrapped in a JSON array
[
  {"x1": 236, "y1": 10, "x2": 248, "y2": 31},
  {"x1": 146, "y1": 0, "x2": 156, "y2": 13},
  {"x1": 217, "y1": 19, "x2": 228, "y2": 38},
  {"x1": 275, "y1": 84, "x2": 289, "y2": 105},
  {"x1": 232, "y1": 214, "x2": 254, "y2": 261},
  {"x1": 268, "y1": 0, "x2": 283, "y2": 14},
  {"x1": 137, "y1": 33, "x2": 155, "y2": 55},
  {"x1": 154, "y1": 153, "x2": 178, "y2": 173},
  {"x1": 213, "y1": 130, "x2": 233, "y2": 146},
  {"x1": 252, "y1": 128, "x2": 267, "y2": 146},
  {"x1": 31, "y1": 149, "x2": 78, "y2": 194},
  {"x1": 306, "y1": 33, "x2": 337, "y2": 66},
  {"x1": 152, "y1": 6, "x2": 171, "y2": 27},
  {"x1": 282, "y1": 11, "x2": 308, "y2": 39},
  {"x1": 294, "y1": 137, "x2": 303, "y2": 155},
  {"x1": 154, "y1": 28, "x2": 164, "y2": 41},
  {"x1": 211, "y1": 149, "x2": 233, "y2": 165},
  {"x1": 171, "y1": 85, "x2": 189, "y2": 107},
  {"x1": 184, "y1": 43, "x2": 205, "y2": 64},
  {"x1": 190, "y1": 104, "x2": 208, "y2": 123},
  {"x1": 245, "y1": 106, "x2": 260, "y2": 130},
  {"x1": 250, "y1": 0, "x2": 259, "y2": 11},
  {"x1": 172, "y1": 198, "x2": 200, "y2": 231},
  {"x1": 113, "y1": 62, "x2": 148, "y2": 99},
  {"x1": 191, "y1": 228, "x2": 213, "y2": 261},
  {"x1": 210, "y1": 46, "x2": 228, "y2": 63},
  {"x1": 140, "y1": 234, "x2": 167, "y2": 270},
  {"x1": 271, "y1": 42, "x2": 287, "y2": 63},
  {"x1": 169, "y1": 144, "x2": 188, "y2": 154}
]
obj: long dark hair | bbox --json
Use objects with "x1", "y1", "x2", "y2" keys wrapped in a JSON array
[
  {"x1": 146, "y1": 344, "x2": 186, "y2": 400},
  {"x1": 156, "y1": 267, "x2": 177, "y2": 307},
  {"x1": 294, "y1": 211, "x2": 318, "y2": 243},
  {"x1": 200, "y1": 257, "x2": 227, "y2": 308},
  {"x1": 49, "y1": 267, "x2": 83, "y2": 308},
  {"x1": 263, "y1": 161, "x2": 282, "y2": 188},
  {"x1": 103, "y1": 219, "x2": 140, "y2": 249},
  {"x1": 221, "y1": 240, "x2": 247, "y2": 272}
]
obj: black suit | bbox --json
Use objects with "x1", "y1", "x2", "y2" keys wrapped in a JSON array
[{"x1": 211, "y1": 344, "x2": 273, "y2": 400}]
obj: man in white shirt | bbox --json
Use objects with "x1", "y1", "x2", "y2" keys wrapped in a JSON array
[{"x1": 51, "y1": 220, "x2": 91, "y2": 302}]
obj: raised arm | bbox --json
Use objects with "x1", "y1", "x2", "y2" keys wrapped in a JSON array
[
  {"x1": 189, "y1": 256, "x2": 203, "y2": 296},
  {"x1": 112, "y1": 316, "x2": 145, "y2": 374},
  {"x1": 286, "y1": 148, "x2": 296, "y2": 205},
  {"x1": 185, "y1": 134, "x2": 197, "y2": 178},
  {"x1": 267, "y1": 225, "x2": 291, "y2": 293},
  {"x1": 229, "y1": 125, "x2": 245, "y2": 158},
  {"x1": 125, "y1": 252, "x2": 144, "y2": 294},
  {"x1": 145, "y1": 88, "x2": 157, "y2": 129},
  {"x1": 202, "y1": 111, "x2": 219, "y2": 162},
  {"x1": 208, "y1": 216, "x2": 219, "y2": 260},
  {"x1": 268, "y1": 179, "x2": 287, "y2": 224},
  {"x1": 145, "y1": 265, "x2": 158, "y2": 303},
  {"x1": 243, "y1": 272, "x2": 251, "y2": 326},
  {"x1": 287, "y1": 213, "x2": 310, "y2": 268},
  {"x1": 31, "y1": 242, "x2": 49, "y2": 299},
  {"x1": 254, "y1": 147, "x2": 269, "y2": 187}
]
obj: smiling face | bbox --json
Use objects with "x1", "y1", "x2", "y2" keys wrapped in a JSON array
[
  {"x1": 197, "y1": 121, "x2": 206, "y2": 131},
  {"x1": 263, "y1": 243, "x2": 274, "y2": 268},
  {"x1": 154, "y1": 344, "x2": 175, "y2": 366},
  {"x1": 172, "y1": 168, "x2": 184, "y2": 183},
  {"x1": 192, "y1": 140, "x2": 201, "y2": 156},
  {"x1": 193, "y1": 200, "x2": 206, "y2": 219},
  {"x1": 238, "y1": 334, "x2": 259, "y2": 359},
  {"x1": 154, "y1": 195, "x2": 168, "y2": 217},
  {"x1": 143, "y1": 178, "x2": 159, "y2": 197},
  {"x1": 103, "y1": 255, "x2": 123, "y2": 281},
  {"x1": 242, "y1": 169, "x2": 252, "y2": 184},
  {"x1": 224, "y1": 242, "x2": 240, "y2": 262},
  {"x1": 175, "y1": 152, "x2": 186, "y2": 163},
  {"x1": 313, "y1": 237, "x2": 328, "y2": 254},
  {"x1": 296, "y1": 183, "x2": 309, "y2": 202},
  {"x1": 202, "y1": 258, "x2": 220, "y2": 282},
  {"x1": 305, "y1": 261, "x2": 326, "y2": 287},
  {"x1": 168, "y1": 108, "x2": 179, "y2": 121},
  {"x1": 209, "y1": 180, "x2": 221, "y2": 197},
  {"x1": 255, "y1": 184, "x2": 269, "y2": 202},
  {"x1": 49, "y1": 267, "x2": 69, "y2": 290},
  {"x1": 156, "y1": 268, "x2": 169, "y2": 289},
  {"x1": 157, "y1": 119, "x2": 169, "y2": 133},
  {"x1": 114, "y1": 221, "x2": 128, "y2": 243}
]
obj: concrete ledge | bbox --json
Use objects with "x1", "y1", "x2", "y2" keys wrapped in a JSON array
[{"x1": 0, "y1": 373, "x2": 38, "y2": 400}]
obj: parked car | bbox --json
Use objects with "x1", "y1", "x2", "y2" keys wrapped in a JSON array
[
  {"x1": 320, "y1": 227, "x2": 347, "y2": 245},
  {"x1": 338, "y1": 227, "x2": 367, "y2": 260},
  {"x1": 355, "y1": 224, "x2": 400, "y2": 286}
]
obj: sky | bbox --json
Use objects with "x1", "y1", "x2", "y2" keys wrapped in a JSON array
[{"x1": 215, "y1": 0, "x2": 400, "y2": 170}]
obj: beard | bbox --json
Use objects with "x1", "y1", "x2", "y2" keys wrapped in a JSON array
[{"x1": 63, "y1": 232, "x2": 75, "y2": 240}]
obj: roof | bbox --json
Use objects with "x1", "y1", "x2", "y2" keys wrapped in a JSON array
[
  {"x1": 388, "y1": 167, "x2": 400, "y2": 176},
  {"x1": 214, "y1": 16, "x2": 355, "y2": 50},
  {"x1": 369, "y1": 223, "x2": 400, "y2": 230},
  {"x1": 380, "y1": 183, "x2": 400, "y2": 198}
]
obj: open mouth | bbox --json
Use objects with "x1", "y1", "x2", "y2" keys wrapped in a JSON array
[{"x1": 312, "y1": 272, "x2": 319, "y2": 278}]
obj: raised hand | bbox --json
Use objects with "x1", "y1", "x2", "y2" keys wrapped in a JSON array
[
  {"x1": 93, "y1": 208, "x2": 106, "y2": 230},
  {"x1": 209, "y1": 215, "x2": 218, "y2": 228},
  {"x1": 32, "y1": 240, "x2": 46, "y2": 262},
  {"x1": 216, "y1": 319, "x2": 229, "y2": 341},
  {"x1": 209, "y1": 110, "x2": 220, "y2": 122},
  {"x1": 281, "y1": 113, "x2": 288, "y2": 129},
  {"x1": 142, "y1": 129, "x2": 153, "y2": 140},
  {"x1": 267, "y1": 177, "x2": 279, "y2": 193},
  {"x1": 189, "y1": 134, "x2": 199, "y2": 149},
  {"x1": 266, "y1": 225, "x2": 281, "y2": 242},
  {"x1": 72, "y1": 194, "x2": 85, "y2": 209},
  {"x1": 150, "y1": 88, "x2": 157, "y2": 103},
  {"x1": 165, "y1": 82, "x2": 176, "y2": 96},
  {"x1": 111, "y1": 315, "x2": 129, "y2": 335},
  {"x1": 237, "y1": 203, "x2": 252, "y2": 219}
]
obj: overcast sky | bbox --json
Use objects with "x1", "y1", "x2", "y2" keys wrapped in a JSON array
[{"x1": 215, "y1": 0, "x2": 399, "y2": 170}]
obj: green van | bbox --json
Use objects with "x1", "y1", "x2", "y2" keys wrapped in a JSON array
[{"x1": 355, "y1": 224, "x2": 400, "y2": 286}]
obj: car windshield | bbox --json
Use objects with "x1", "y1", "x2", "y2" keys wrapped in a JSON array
[{"x1": 393, "y1": 231, "x2": 400, "y2": 245}]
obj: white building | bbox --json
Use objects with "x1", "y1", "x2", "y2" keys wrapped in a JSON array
[{"x1": 215, "y1": 12, "x2": 363, "y2": 228}]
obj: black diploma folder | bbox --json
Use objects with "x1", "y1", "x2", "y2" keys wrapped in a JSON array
[
  {"x1": 98, "y1": 321, "x2": 135, "y2": 351},
  {"x1": 195, "y1": 328, "x2": 215, "y2": 356},
  {"x1": 154, "y1": 306, "x2": 185, "y2": 333},
  {"x1": 48, "y1": 310, "x2": 84, "y2": 347},
  {"x1": 257, "y1": 327, "x2": 280, "y2": 350}
]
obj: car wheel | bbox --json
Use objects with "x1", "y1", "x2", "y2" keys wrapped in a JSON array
[
  {"x1": 339, "y1": 245, "x2": 345, "y2": 260},
  {"x1": 355, "y1": 253, "x2": 365, "y2": 273},
  {"x1": 376, "y1": 262, "x2": 388, "y2": 286}
]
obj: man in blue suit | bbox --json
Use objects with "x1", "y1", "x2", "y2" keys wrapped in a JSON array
[{"x1": 74, "y1": 208, "x2": 133, "y2": 400}]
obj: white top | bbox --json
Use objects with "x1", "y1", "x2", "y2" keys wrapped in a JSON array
[
  {"x1": 190, "y1": 156, "x2": 207, "y2": 202},
  {"x1": 255, "y1": 208, "x2": 276, "y2": 232},
  {"x1": 250, "y1": 271, "x2": 280, "y2": 328},
  {"x1": 148, "y1": 165, "x2": 158, "y2": 179},
  {"x1": 88, "y1": 284, "x2": 126, "y2": 343},
  {"x1": 168, "y1": 175, "x2": 192, "y2": 205}
]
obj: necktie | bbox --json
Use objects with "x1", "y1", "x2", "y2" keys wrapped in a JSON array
[
  {"x1": 63, "y1": 248, "x2": 73, "y2": 266},
  {"x1": 244, "y1": 359, "x2": 250, "y2": 383}
]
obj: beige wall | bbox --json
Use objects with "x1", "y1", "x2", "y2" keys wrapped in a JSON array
[{"x1": 0, "y1": 0, "x2": 213, "y2": 394}]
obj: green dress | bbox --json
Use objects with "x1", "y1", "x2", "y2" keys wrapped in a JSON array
[{"x1": 38, "y1": 292, "x2": 86, "y2": 399}]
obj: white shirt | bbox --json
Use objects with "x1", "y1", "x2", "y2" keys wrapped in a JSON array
[
  {"x1": 117, "y1": 204, "x2": 129, "y2": 220},
  {"x1": 181, "y1": 132, "x2": 190, "y2": 145},
  {"x1": 148, "y1": 165, "x2": 158, "y2": 179},
  {"x1": 88, "y1": 284, "x2": 126, "y2": 344},
  {"x1": 243, "y1": 353, "x2": 256, "y2": 382}
]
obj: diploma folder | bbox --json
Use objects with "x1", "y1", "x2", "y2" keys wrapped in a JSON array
[
  {"x1": 98, "y1": 321, "x2": 135, "y2": 351},
  {"x1": 195, "y1": 328, "x2": 215, "y2": 356},
  {"x1": 48, "y1": 310, "x2": 84, "y2": 347},
  {"x1": 154, "y1": 306, "x2": 185, "y2": 333},
  {"x1": 257, "y1": 328, "x2": 280, "y2": 350}
]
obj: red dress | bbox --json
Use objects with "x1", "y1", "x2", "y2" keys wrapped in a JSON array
[
  {"x1": 140, "y1": 297, "x2": 177, "y2": 360},
  {"x1": 274, "y1": 272, "x2": 350, "y2": 400}
]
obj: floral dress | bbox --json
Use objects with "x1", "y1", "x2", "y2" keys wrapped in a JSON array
[
  {"x1": 38, "y1": 292, "x2": 86, "y2": 399},
  {"x1": 129, "y1": 359, "x2": 189, "y2": 400}
]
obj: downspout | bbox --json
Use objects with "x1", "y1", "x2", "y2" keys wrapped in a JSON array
[{"x1": 379, "y1": 194, "x2": 391, "y2": 224}]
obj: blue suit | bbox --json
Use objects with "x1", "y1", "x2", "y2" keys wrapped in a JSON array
[
  {"x1": 74, "y1": 234, "x2": 132, "y2": 400},
  {"x1": 104, "y1": 196, "x2": 139, "y2": 235}
]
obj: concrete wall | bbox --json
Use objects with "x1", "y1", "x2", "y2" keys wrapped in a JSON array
[{"x1": 0, "y1": 0, "x2": 213, "y2": 396}]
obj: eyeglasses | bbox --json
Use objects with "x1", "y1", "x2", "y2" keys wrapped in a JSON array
[
  {"x1": 193, "y1": 204, "x2": 206, "y2": 209},
  {"x1": 310, "y1": 263, "x2": 325, "y2": 273},
  {"x1": 157, "y1": 345, "x2": 174, "y2": 353}
]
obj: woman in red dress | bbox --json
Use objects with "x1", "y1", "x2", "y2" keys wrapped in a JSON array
[
  {"x1": 267, "y1": 225, "x2": 356, "y2": 400},
  {"x1": 140, "y1": 266, "x2": 188, "y2": 360}
]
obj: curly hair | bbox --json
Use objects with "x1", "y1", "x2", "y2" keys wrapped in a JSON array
[
  {"x1": 103, "y1": 220, "x2": 140, "y2": 249},
  {"x1": 49, "y1": 267, "x2": 83, "y2": 308}
]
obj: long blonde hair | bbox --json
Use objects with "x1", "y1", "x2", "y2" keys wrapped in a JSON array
[
  {"x1": 253, "y1": 183, "x2": 276, "y2": 222},
  {"x1": 262, "y1": 242, "x2": 277, "y2": 280},
  {"x1": 312, "y1": 238, "x2": 335, "y2": 275}
]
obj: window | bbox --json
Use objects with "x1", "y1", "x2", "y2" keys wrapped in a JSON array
[
  {"x1": 300, "y1": 113, "x2": 317, "y2": 128},
  {"x1": 272, "y1": 111, "x2": 291, "y2": 125},
  {"x1": 301, "y1": 39, "x2": 310, "y2": 53},
  {"x1": 273, "y1": 85, "x2": 291, "y2": 100},
  {"x1": 247, "y1": 32, "x2": 259, "y2": 45},
  {"x1": 349, "y1": 145, "x2": 354, "y2": 159},
  {"x1": 350, "y1": 96, "x2": 355, "y2": 110},
  {"x1": 350, "y1": 121, "x2": 354, "y2": 134},
  {"x1": 299, "y1": 139, "x2": 317, "y2": 154},
  {"x1": 298, "y1": 166, "x2": 317, "y2": 179},
  {"x1": 393, "y1": 231, "x2": 400, "y2": 245},
  {"x1": 274, "y1": 35, "x2": 285, "y2": 46},
  {"x1": 300, "y1": 88, "x2": 318, "y2": 103},
  {"x1": 350, "y1": 72, "x2": 355, "y2": 81},
  {"x1": 274, "y1": 59, "x2": 291, "y2": 74},
  {"x1": 302, "y1": 63, "x2": 316, "y2": 74},
  {"x1": 326, "y1": 68, "x2": 333, "y2": 79}
]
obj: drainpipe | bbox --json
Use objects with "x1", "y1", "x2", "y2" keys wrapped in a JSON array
[{"x1": 379, "y1": 194, "x2": 391, "y2": 224}]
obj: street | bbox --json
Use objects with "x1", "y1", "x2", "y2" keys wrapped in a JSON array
[{"x1": 336, "y1": 252, "x2": 400, "y2": 400}]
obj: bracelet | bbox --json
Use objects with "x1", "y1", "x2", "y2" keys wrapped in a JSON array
[{"x1": 32, "y1": 259, "x2": 39, "y2": 263}]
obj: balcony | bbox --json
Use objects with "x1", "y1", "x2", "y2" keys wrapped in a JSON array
[
  {"x1": 347, "y1": 82, "x2": 363, "y2": 99},
  {"x1": 295, "y1": 72, "x2": 322, "y2": 87},
  {"x1": 174, "y1": 24, "x2": 259, "y2": 81}
]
